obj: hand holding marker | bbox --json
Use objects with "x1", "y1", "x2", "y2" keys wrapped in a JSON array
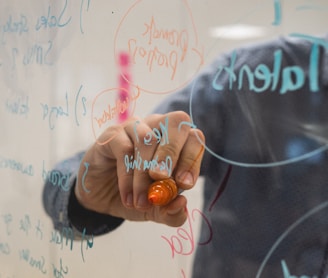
[{"x1": 148, "y1": 145, "x2": 205, "y2": 206}]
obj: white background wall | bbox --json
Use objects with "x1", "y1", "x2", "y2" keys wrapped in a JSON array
[{"x1": 0, "y1": 0, "x2": 327, "y2": 277}]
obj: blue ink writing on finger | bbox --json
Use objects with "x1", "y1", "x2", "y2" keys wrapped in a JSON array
[
  {"x1": 178, "y1": 121, "x2": 197, "y2": 131},
  {"x1": 143, "y1": 116, "x2": 169, "y2": 146},
  {"x1": 133, "y1": 118, "x2": 169, "y2": 145},
  {"x1": 124, "y1": 150, "x2": 173, "y2": 176}
]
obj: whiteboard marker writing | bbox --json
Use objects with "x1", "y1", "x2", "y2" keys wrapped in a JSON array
[{"x1": 148, "y1": 178, "x2": 178, "y2": 206}]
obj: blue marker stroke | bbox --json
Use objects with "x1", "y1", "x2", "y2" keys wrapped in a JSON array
[
  {"x1": 81, "y1": 162, "x2": 91, "y2": 193},
  {"x1": 74, "y1": 84, "x2": 86, "y2": 126},
  {"x1": 178, "y1": 121, "x2": 197, "y2": 132},
  {"x1": 256, "y1": 200, "x2": 328, "y2": 278},
  {"x1": 272, "y1": 0, "x2": 282, "y2": 26},
  {"x1": 80, "y1": 0, "x2": 91, "y2": 34},
  {"x1": 296, "y1": 3, "x2": 328, "y2": 11}
]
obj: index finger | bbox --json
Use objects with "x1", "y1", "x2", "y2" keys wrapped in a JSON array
[{"x1": 145, "y1": 111, "x2": 195, "y2": 179}]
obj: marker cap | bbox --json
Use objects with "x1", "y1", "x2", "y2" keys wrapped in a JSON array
[{"x1": 148, "y1": 178, "x2": 178, "y2": 206}]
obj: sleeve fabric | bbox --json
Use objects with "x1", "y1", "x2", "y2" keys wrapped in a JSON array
[{"x1": 43, "y1": 34, "x2": 328, "y2": 250}]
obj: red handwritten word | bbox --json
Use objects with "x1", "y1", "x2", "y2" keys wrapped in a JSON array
[
  {"x1": 161, "y1": 208, "x2": 212, "y2": 258},
  {"x1": 128, "y1": 14, "x2": 189, "y2": 81},
  {"x1": 91, "y1": 87, "x2": 140, "y2": 145},
  {"x1": 93, "y1": 97, "x2": 130, "y2": 128},
  {"x1": 114, "y1": 0, "x2": 204, "y2": 94}
]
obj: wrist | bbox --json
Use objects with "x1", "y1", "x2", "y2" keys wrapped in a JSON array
[{"x1": 68, "y1": 182, "x2": 124, "y2": 235}]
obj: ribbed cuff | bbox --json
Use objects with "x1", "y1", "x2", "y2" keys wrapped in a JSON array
[{"x1": 68, "y1": 184, "x2": 124, "y2": 236}]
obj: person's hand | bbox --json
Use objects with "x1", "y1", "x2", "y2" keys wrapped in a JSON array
[{"x1": 75, "y1": 111, "x2": 205, "y2": 227}]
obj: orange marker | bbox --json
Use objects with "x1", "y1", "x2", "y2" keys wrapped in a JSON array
[{"x1": 148, "y1": 178, "x2": 178, "y2": 206}]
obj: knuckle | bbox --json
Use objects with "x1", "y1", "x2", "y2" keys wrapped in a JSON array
[
  {"x1": 158, "y1": 142, "x2": 180, "y2": 162},
  {"x1": 171, "y1": 111, "x2": 191, "y2": 127},
  {"x1": 190, "y1": 128, "x2": 205, "y2": 143}
]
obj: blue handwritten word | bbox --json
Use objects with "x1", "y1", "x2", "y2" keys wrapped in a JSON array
[
  {"x1": 93, "y1": 97, "x2": 130, "y2": 128},
  {"x1": 52, "y1": 258, "x2": 68, "y2": 278},
  {"x1": 19, "y1": 215, "x2": 31, "y2": 236},
  {"x1": 42, "y1": 161, "x2": 71, "y2": 191},
  {"x1": 0, "y1": 14, "x2": 29, "y2": 44},
  {"x1": 79, "y1": 0, "x2": 91, "y2": 34},
  {"x1": 10, "y1": 41, "x2": 54, "y2": 68},
  {"x1": 40, "y1": 93, "x2": 69, "y2": 130},
  {"x1": 133, "y1": 116, "x2": 169, "y2": 146},
  {"x1": 124, "y1": 150, "x2": 173, "y2": 176},
  {"x1": 5, "y1": 94, "x2": 29, "y2": 117},
  {"x1": 2, "y1": 213, "x2": 13, "y2": 236},
  {"x1": 212, "y1": 37, "x2": 324, "y2": 94},
  {"x1": 0, "y1": 242, "x2": 10, "y2": 255},
  {"x1": 0, "y1": 155, "x2": 34, "y2": 176},
  {"x1": 50, "y1": 226, "x2": 94, "y2": 262},
  {"x1": 80, "y1": 228, "x2": 94, "y2": 262},
  {"x1": 13, "y1": 213, "x2": 44, "y2": 240},
  {"x1": 23, "y1": 40, "x2": 53, "y2": 66},
  {"x1": 35, "y1": 0, "x2": 71, "y2": 31},
  {"x1": 19, "y1": 249, "x2": 47, "y2": 275},
  {"x1": 40, "y1": 86, "x2": 87, "y2": 130},
  {"x1": 50, "y1": 227, "x2": 74, "y2": 251}
]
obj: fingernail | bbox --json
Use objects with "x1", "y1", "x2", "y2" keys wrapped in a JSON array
[
  {"x1": 153, "y1": 164, "x2": 170, "y2": 178},
  {"x1": 126, "y1": 193, "x2": 133, "y2": 207},
  {"x1": 178, "y1": 171, "x2": 194, "y2": 187},
  {"x1": 137, "y1": 194, "x2": 149, "y2": 209}
]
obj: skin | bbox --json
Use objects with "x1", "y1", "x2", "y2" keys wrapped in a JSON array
[{"x1": 75, "y1": 111, "x2": 205, "y2": 227}]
